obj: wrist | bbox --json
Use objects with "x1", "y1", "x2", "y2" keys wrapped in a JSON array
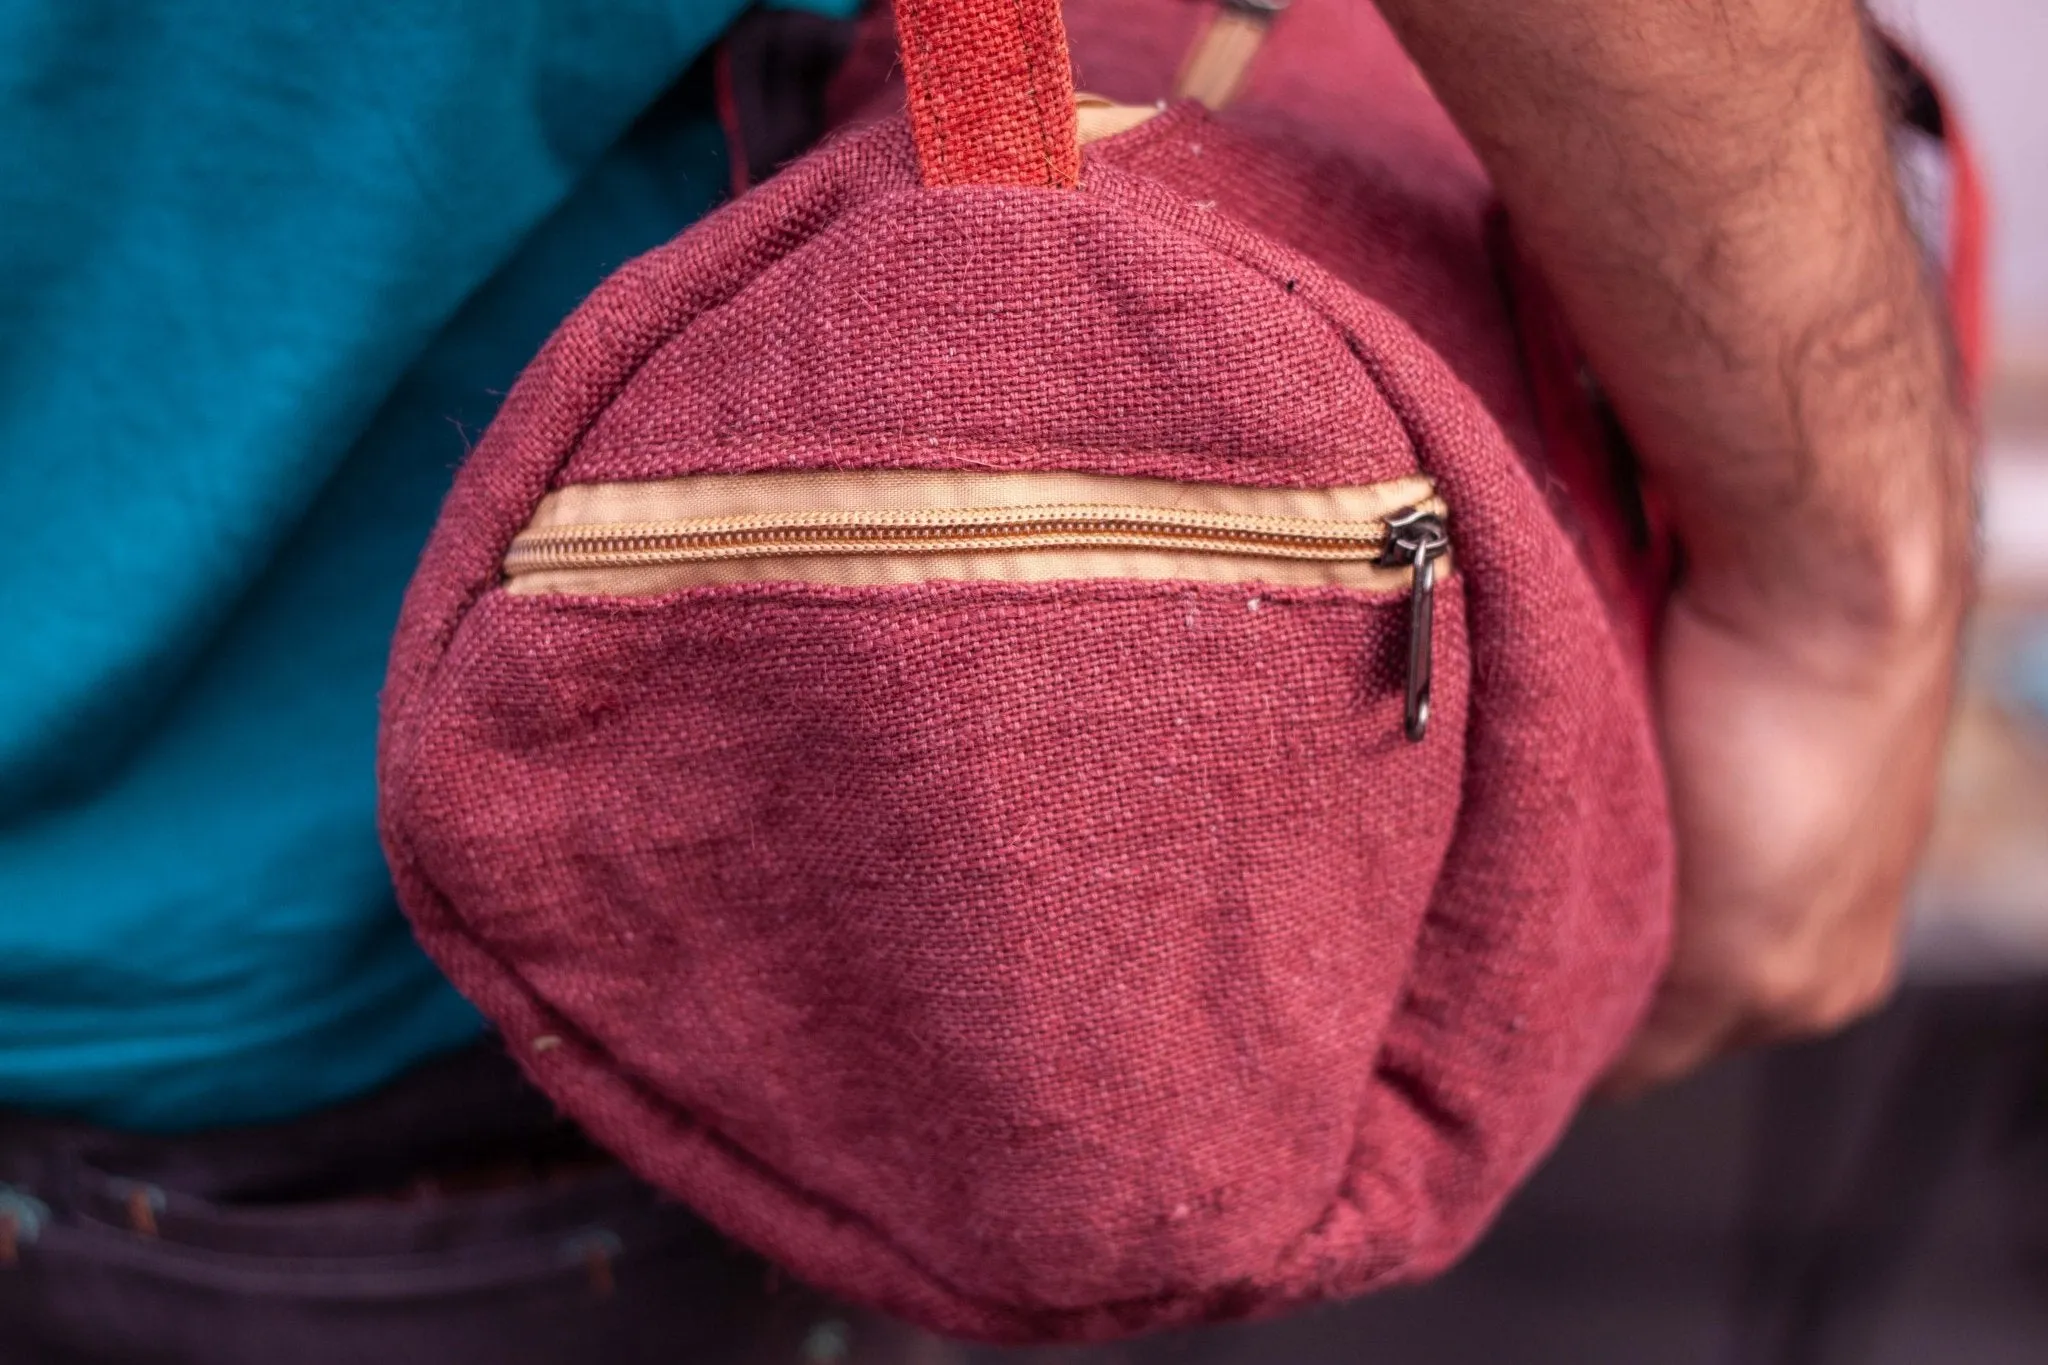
[{"x1": 1674, "y1": 485, "x2": 1974, "y2": 685}]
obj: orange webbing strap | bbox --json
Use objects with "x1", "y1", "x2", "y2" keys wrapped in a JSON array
[{"x1": 892, "y1": 0, "x2": 1080, "y2": 188}]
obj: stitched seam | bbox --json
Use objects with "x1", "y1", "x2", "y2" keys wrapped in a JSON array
[
  {"x1": 904, "y1": 0, "x2": 951, "y2": 182},
  {"x1": 1004, "y1": 0, "x2": 1053, "y2": 186}
]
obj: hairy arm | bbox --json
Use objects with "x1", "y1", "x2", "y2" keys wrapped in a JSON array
[{"x1": 1373, "y1": 0, "x2": 1975, "y2": 1086}]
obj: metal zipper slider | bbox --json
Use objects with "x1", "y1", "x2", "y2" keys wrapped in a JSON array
[{"x1": 1379, "y1": 507, "x2": 1449, "y2": 742}]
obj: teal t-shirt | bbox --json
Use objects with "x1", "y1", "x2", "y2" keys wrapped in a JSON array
[{"x1": 0, "y1": 0, "x2": 845, "y2": 1131}]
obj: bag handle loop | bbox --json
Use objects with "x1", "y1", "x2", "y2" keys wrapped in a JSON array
[{"x1": 891, "y1": 0, "x2": 1081, "y2": 188}]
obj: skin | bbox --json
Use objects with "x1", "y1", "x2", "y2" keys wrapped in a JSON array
[{"x1": 1371, "y1": 0, "x2": 1976, "y2": 1089}]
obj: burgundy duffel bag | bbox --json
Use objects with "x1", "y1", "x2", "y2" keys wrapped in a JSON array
[{"x1": 378, "y1": 0, "x2": 1965, "y2": 1341}]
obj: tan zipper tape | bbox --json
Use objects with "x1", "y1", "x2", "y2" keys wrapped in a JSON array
[
  {"x1": 1075, "y1": 95, "x2": 1163, "y2": 146},
  {"x1": 504, "y1": 469, "x2": 1444, "y2": 595}
]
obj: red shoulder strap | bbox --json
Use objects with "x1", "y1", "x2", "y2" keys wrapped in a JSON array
[
  {"x1": 1945, "y1": 119, "x2": 1990, "y2": 400},
  {"x1": 891, "y1": 0, "x2": 1080, "y2": 188}
]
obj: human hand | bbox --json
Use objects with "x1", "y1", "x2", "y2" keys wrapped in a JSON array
[{"x1": 1600, "y1": 581, "x2": 1965, "y2": 1094}]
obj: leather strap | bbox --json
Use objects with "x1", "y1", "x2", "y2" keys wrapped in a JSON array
[
  {"x1": 891, "y1": 0, "x2": 1080, "y2": 188},
  {"x1": 1175, "y1": 0, "x2": 1287, "y2": 110}
]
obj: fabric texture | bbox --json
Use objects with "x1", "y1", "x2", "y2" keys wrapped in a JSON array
[
  {"x1": 378, "y1": 0, "x2": 1676, "y2": 1334},
  {"x1": 894, "y1": 0, "x2": 1080, "y2": 188},
  {"x1": 0, "y1": 0, "x2": 852, "y2": 1131}
]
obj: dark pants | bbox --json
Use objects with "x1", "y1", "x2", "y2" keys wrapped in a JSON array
[
  {"x1": 15, "y1": 987, "x2": 2041, "y2": 1364},
  {"x1": 0, "y1": 1045, "x2": 947, "y2": 1365}
]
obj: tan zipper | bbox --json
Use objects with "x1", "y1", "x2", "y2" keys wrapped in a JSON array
[
  {"x1": 503, "y1": 468, "x2": 1452, "y2": 742},
  {"x1": 503, "y1": 470, "x2": 1445, "y2": 594}
]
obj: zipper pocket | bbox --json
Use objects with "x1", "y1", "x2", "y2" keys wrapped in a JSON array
[{"x1": 503, "y1": 469, "x2": 1452, "y2": 739}]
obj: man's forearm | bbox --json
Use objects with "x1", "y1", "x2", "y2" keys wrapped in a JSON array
[
  {"x1": 1375, "y1": 0, "x2": 1977, "y2": 1086},
  {"x1": 1375, "y1": 0, "x2": 1972, "y2": 651}
]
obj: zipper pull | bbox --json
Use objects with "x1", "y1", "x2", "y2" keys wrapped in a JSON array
[{"x1": 1380, "y1": 508, "x2": 1449, "y2": 742}]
